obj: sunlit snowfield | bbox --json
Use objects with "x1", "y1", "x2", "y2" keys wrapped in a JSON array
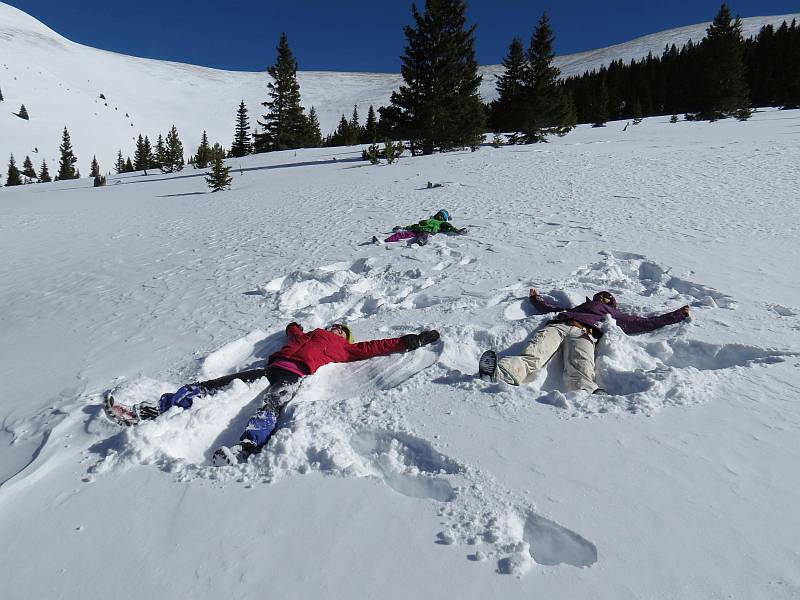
[{"x1": 2, "y1": 107, "x2": 799, "y2": 598}]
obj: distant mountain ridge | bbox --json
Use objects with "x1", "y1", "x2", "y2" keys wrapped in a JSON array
[{"x1": 1, "y1": 1, "x2": 798, "y2": 171}]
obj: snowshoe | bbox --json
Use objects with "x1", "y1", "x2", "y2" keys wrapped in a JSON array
[
  {"x1": 103, "y1": 394, "x2": 160, "y2": 427},
  {"x1": 478, "y1": 350, "x2": 497, "y2": 381},
  {"x1": 211, "y1": 440, "x2": 257, "y2": 467}
]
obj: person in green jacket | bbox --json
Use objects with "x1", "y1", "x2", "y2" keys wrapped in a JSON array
[{"x1": 375, "y1": 209, "x2": 467, "y2": 245}]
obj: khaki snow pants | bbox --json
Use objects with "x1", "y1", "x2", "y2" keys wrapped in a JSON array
[{"x1": 494, "y1": 323, "x2": 598, "y2": 392}]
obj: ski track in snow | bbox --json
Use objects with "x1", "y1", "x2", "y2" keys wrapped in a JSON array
[{"x1": 54, "y1": 242, "x2": 792, "y2": 575}]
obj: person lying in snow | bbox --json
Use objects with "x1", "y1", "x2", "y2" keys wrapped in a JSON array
[
  {"x1": 373, "y1": 209, "x2": 467, "y2": 245},
  {"x1": 478, "y1": 289, "x2": 690, "y2": 394},
  {"x1": 114, "y1": 323, "x2": 439, "y2": 466}
]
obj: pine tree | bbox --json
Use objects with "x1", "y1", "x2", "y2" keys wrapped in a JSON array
[
  {"x1": 695, "y1": 3, "x2": 751, "y2": 120},
  {"x1": 350, "y1": 105, "x2": 362, "y2": 143},
  {"x1": 254, "y1": 33, "x2": 309, "y2": 152},
  {"x1": 38, "y1": 159, "x2": 51, "y2": 183},
  {"x1": 162, "y1": 125, "x2": 184, "y2": 172},
  {"x1": 154, "y1": 135, "x2": 166, "y2": 170},
  {"x1": 134, "y1": 134, "x2": 150, "y2": 171},
  {"x1": 194, "y1": 130, "x2": 212, "y2": 168},
  {"x1": 22, "y1": 155, "x2": 36, "y2": 179},
  {"x1": 0, "y1": 87, "x2": 4, "y2": 101},
  {"x1": 632, "y1": 97, "x2": 643, "y2": 124},
  {"x1": 364, "y1": 105, "x2": 378, "y2": 142},
  {"x1": 17, "y1": 104, "x2": 29, "y2": 120},
  {"x1": 230, "y1": 100, "x2": 252, "y2": 157},
  {"x1": 115, "y1": 150, "x2": 125, "y2": 174},
  {"x1": 304, "y1": 106, "x2": 322, "y2": 147},
  {"x1": 591, "y1": 77, "x2": 610, "y2": 127},
  {"x1": 90, "y1": 155, "x2": 100, "y2": 178},
  {"x1": 492, "y1": 37, "x2": 526, "y2": 136},
  {"x1": 6, "y1": 154, "x2": 22, "y2": 186},
  {"x1": 56, "y1": 126, "x2": 78, "y2": 180},
  {"x1": 518, "y1": 13, "x2": 575, "y2": 142},
  {"x1": 206, "y1": 153, "x2": 232, "y2": 192},
  {"x1": 124, "y1": 157, "x2": 134, "y2": 173},
  {"x1": 390, "y1": 0, "x2": 485, "y2": 154}
]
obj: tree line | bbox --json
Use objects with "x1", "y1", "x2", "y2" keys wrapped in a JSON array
[{"x1": 4, "y1": 2, "x2": 799, "y2": 189}]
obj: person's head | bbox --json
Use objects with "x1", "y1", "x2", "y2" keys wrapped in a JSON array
[
  {"x1": 327, "y1": 323, "x2": 354, "y2": 343},
  {"x1": 593, "y1": 291, "x2": 617, "y2": 308},
  {"x1": 433, "y1": 209, "x2": 450, "y2": 222}
]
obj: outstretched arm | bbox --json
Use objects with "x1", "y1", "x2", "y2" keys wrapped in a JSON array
[
  {"x1": 345, "y1": 331, "x2": 440, "y2": 361},
  {"x1": 614, "y1": 306, "x2": 690, "y2": 334},
  {"x1": 528, "y1": 288, "x2": 568, "y2": 314}
]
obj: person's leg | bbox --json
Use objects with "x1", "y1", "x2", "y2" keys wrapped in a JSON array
[
  {"x1": 494, "y1": 324, "x2": 568, "y2": 385},
  {"x1": 384, "y1": 230, "x2": 418, "y2": 243},
  {"x1": 155, "y1": 368, "x2": 269, "y2": 415},
  {"x1": 239, "y1": 368, "x2": 302, "y2": 452},
  {"x1": 561, "y1": 329, "x2": 598, "y2": 393}
]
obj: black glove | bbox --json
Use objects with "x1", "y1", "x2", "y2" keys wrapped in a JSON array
[
  {"x1": 403, "y1": 330, "x2": 440, "y2": 351},
  {"x1": 456, "y1": 227, "x2": 468, "y2": 234},
  {"x1": 286, "y1": 322, "x2": 302, "y2": 334}
]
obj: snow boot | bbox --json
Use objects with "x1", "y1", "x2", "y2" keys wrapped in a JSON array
[
  {"x1": 417, "y1": 232, "x2": 430, "y2": 246},
  {"x1": 478, "y1": 350, "x2": 497, "y2": 381}
]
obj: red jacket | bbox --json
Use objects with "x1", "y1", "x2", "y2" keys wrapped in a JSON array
[{"x1": 268, "y1": 324, "x2": 409, "y2": 375}]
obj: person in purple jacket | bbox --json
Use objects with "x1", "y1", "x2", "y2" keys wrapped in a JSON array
[{"x1": 478, "y1": 288, "x2": 690, "y2": 394}]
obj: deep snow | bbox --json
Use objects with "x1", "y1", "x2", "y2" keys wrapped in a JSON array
[{"x1": 1, "y1": 107, "x2": 800, "y2": 598}]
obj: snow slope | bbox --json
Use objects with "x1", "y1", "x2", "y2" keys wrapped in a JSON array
[
  {"x1": 1, "y1": 108, "x2": 799, "y2": 598},
  {"x1": 1, "y1": 0, "x2": 798, "y2": 172}
]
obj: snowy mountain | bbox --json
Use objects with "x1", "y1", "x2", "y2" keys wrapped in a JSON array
[{"x1": 1, "y1": 0, "x2": 798, "y2": 172}]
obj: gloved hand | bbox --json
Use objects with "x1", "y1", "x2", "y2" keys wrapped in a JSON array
[
  {"x1": 403, "y1": 330, "x2": 440, "y2": 350},
  {"x1": 456, "y1": 227, "x2": 468, "y2": 234},
  {"x1": 286, "y1": 322, "x2": 303, "y2": 334}
]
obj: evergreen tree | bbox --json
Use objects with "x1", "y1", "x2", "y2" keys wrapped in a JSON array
[
  {"x1": 142, "y1": 136, "x2": 153, "y2": 170},
  {"x1": 154, "y1": 135, "x2": 166, "y2": 169},
  {"x1": 90, "y1": 156, "x2": 100, "y2": 178},
  {"x1": 492, "y1": 37, "x2": 526, "y2": 135},
  {"x1": 304, "y1": 106, "x2": 323, "y2": 147},
  {"x1": 133, "y1": 134, "x2": 150, "y2": 171},
  {"x1": 162, "y1": 125, "x2": 184, "y2": 172},
  {"x1": 254, "y1": 33, "x2": 309, "y2": 152},
  {"x1": 350, "y1": 105, "x2": 362, "y2": 142},
  {"x1": 390, "y1": 0, "x2": 485, "y2": 154},
  {"x1": 206, "y1": 153, "x2": 232, "y2": 192},
  {"x1": 210, "y1": 142, "x2": 227, "y2": 162},
  {"x1": 194, "y1": 130, "x2": 212, "y2": 168},
  {"x1": 591, "y1": 77, "x2": 610, "y2": 127},
  {"x1": 115, "y1": 150, "x2": 125, "y2": 174},
  {"x1": 22, "y1": 155, "x2": 37, "y2": 179},
  {"x1": 124, "y1": 157, "x2": 134, "y2": 173},
  {"x1": 6, "y1": 154, "x2": 22, "y2": 186},
  {"x1": 518, "y1": 13, "x2": 575, "y2": 142},
  {"x1": 632, "y1": 97, "x2": 643, "y2": 124},
  {"x1": 56, "y1": 126, "x2": 78, "y2": 180},
  {"x1": 695, "y1": 3, "x2": 751, "y2": 120},
  {"x1": 38, "y1": 159, "x2": 51, "y2": 183},
  {"x1": 17, "y1": 104, "x2": 29, "y2": 120},
  {"x1": 0, "y1": 87, "x2": 4, "y2": 101},
  {"x1": 364, "y1": 105, "x2": 378, "y2": 142},
  {"x1": 230, "y1": 100, "x2": 252, "y2": 157}
]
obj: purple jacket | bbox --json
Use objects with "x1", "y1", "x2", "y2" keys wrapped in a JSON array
[{"x1": 532, "y1": 295, "x2": 687, "y2": 335}]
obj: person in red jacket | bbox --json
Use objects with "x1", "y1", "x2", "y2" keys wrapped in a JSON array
[{"x1": 127, "y1": 322, "x2": 439, "y2": 465}]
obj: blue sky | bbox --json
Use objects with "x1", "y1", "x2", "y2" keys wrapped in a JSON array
[{"x1": 6, "y1": 1, "x2": 799, "y2": 72}]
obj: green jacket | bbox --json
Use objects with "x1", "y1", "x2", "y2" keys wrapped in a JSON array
[{"x1": 405, "y1": 218, "x2": 458, "y2": 234}]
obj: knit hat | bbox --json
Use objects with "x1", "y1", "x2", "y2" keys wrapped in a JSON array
[{"x1": 434, "y1": 209, "x2": 450, "y2": 221}]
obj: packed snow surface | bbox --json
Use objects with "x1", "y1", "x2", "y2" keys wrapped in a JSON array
[
  {"x1": 1, "y1": 0, "x2": 798, "y2": 169},
  {"x1": 1, "y1": 106, "x2": 799, "y2": 598}
]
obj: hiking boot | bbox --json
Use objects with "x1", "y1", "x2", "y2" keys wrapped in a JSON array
[
  {"x1": 417, "y1": 232, "x2": 430, "y2": 246},
  {"x1": 478, "y1": 350, "x2": 497, "y2": 381},
  {"x1": 592, "y1": 388, "x2": 608, "y2": 395}
]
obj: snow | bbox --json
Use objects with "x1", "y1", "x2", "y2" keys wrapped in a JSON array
[
  {"x1": 2, "y1": 0, "x2": 798, "y2": 170},
  {"x1": 2, "y1": 5, "x2": 800, "y2": 599}
]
